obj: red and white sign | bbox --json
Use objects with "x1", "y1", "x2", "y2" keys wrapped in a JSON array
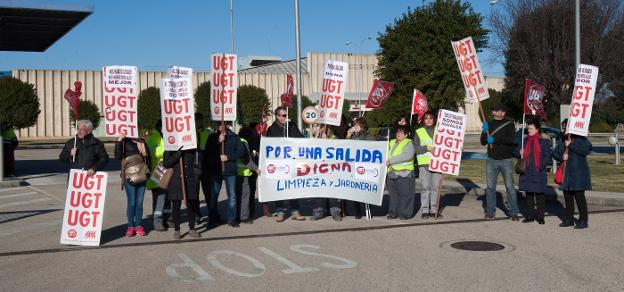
[
  {"x1": 429, "y1": 110, "x2": 467, "y2": 176},
  {"x1": 365, "y1": 79, "x2": 394, "y2": 109},
  {"x1": 523, "y1": 79, "x2": 546, "y2": 119},
  {"x1": 281, "y1": 74, "x2": 294, "y2": 107},
  {"x1": 210, "y1": 54, "x2": 237, "y2": 121},
  {"x1": 64, "y1": 81, "x2": 82, "y2": 119},
  {"x1": 60, "y1": 170, "x2": 108, "y2": 246},
  {"x1": 348, "y1": 103, "x2": 372, "y2": 112},
  {"x1": 103, "y1": 65, "x2": 139, "y2": 138},
  {"x1": 451, "y1": 37, "x2": 489, "y2": 102},
  {"x1": 167, "y1": 66, "x2": 193, "y2": 79},
  {"x1": 567, "y1": 64, "x2": 599, "y2": 136},
  {"x1": 318, "y1": 60, "x2": 348, "y2": 126},
  {"x1": 411, "y1": 89, "x2": 428, "y2": 123},
  {"x1": 160, "y1": 77, "x2": 197, "y2": 150},
  {"x1": 302, "y1": 106, "x2": 319, "y2": 124}
]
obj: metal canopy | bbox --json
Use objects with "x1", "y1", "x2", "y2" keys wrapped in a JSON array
[{"x1": 0, "y1": 1, "x2": 93, "y2": 52}]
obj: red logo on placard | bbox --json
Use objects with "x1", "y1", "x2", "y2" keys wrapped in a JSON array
[
  {"x1": 214, "y1": 107, "x2": 220, "y2": 115},
  {"x1": 68, "y1": 229, "x2": 77, "y2": 238},
  {"x1": 356, "y1": 166, "x2": 366, "y2": 175},
  {"x1": 267, "y1": 164, "x2": 276, "y2": 174},
  {"x1": 84, "y1": 231, "x2": 96, "y2": 239},
  {"x1": 168, "y1": 136, "x2": 175, "y2": 144}
]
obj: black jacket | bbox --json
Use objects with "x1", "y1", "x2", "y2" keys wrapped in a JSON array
[
  {"x1": 114, "y1": 137, "x2": 150, "y2": 161},
  {"x1": 205, "y1": 129, "x2": 244, "y2": 176},
  {"x1": 266, "y1": 121, "x2": 304, "y2": 138},
  {"x1": 480, "y1": 119, "x2": 516, "y2": 160},
  {"x1": 59, "y1": 134, "x2": 109, "y2": 171},
  {"x1": 163, "y1": 149, "x2": 201, "y2": 201}
]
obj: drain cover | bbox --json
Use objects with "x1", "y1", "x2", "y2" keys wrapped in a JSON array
[{"x1": 450, "y1": 241, "x2": 505, "y2": 251}]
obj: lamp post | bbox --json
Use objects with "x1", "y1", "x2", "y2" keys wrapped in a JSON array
[
  {"x1": 294, "y1": 0, "x2": 303, "y2": 131},
  {"x1": 346, "y1": 36, "x2": 373, "y2": 117}
]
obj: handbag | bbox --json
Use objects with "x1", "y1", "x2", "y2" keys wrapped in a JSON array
[
  {"x1": 514, "y1": 158, "x2": 526, "y2": 174},
  {"x1": 150, "y1": 161, "x2": 174, "y2": 189},
  {"x1": 555, "y1": 160, "x2": 566, "y2": 185},
  {"x1": 122, "y1": 154, "x2": 150, "y2": 184}
]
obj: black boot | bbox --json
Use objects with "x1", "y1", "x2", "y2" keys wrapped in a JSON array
[{"x1": 559, "y1": 218, "x2": 575, "y2": 227}]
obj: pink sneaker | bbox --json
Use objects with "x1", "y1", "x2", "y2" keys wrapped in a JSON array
[
  {"x1": 135, "y1": 226, "x2": 146, "y2": 236},
  {"x1": 125, "y1": 227, "x2": 135, "y2": 237}
]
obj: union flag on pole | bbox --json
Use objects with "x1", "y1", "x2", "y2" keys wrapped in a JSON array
[
  {"x1": 64, "y1": 81, "x2": 82, "y2": 119},
  {"x1": 523, "y1": 79, "x2": 546, "y2": 119},
  {"x1": 280, "y1": 74, "x2": 294, "y2": 107},
  {"x1": 365, "y1": 79, "x2": 394, "y2": 109},
  {"x1": 411, "y1": 89, "x2": 428, "y2": 123}
]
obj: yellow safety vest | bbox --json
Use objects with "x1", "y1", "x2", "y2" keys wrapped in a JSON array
[
  {"x1": 198, "y1": 128, "x2": 212, "y2": 150},
  {"x1": 237, "y1": 138, "x2": 253, "y2": 177},
  {"x1": 388, "y1": 138, "x2": 414, "y2": 172},
  {"x1": 145, "y1": 129, "x2": 164, "y2": 190},
  {"x1": 415, "y1": 127, "x2": 433, "y2": 165}
]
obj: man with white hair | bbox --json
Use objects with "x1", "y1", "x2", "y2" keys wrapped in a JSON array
[{"x1": 59, "y1": 119, "x2": 109, "y2": 176}]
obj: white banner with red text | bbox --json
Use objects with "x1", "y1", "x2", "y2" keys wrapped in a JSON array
[
  {"x1": 317, "y1": 60, "x2": 348, "y2": 126},
  {"x1": 102, "y1": 65, "x2": 139, "y2": 138},
  {"x1": 60, "y1": 170, "x2": 108, "y2": 246},
  {"x1": 567, "y1": 64, "x2": 599, "y2": 137},
  {"x1": 428, "y1": 110, "x2": 467, "y2": 176},
  {"x1": 210, "y1": 54, "x2": 237, "y2": 121},
  {"x1": 160, "y1": 77, "x2": 197, "y2": 150},
  {"x1": 451, "y1": 37, "x2": 489, "y2": 103},
  {"x1": 258, "y1": 137, "x2": 388, "y2": 206}
]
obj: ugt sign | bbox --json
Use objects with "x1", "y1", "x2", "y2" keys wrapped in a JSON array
[
  {"x1": 567, "y1": 64, "x2": 599, "y2": 137},
  {"x1": 102, "y1": 65, "x2": 139, "y2": 138}
]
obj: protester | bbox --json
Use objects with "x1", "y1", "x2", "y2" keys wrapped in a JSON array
[
  {"x1": 413, "y1": 112, "x2": 442, "y2": 219},
  {"x1": 513, "y1": 118, "x2": 551, "y2": 224},
  {"x1": 205, "y1": 121, "x2": 244, "y2": 227},
  {"x1": 59, "y1": 119, "x2": 109, "y2": 176},
  {"x1": 480, "y1": 104, "x2": 520, "y2": 220},
  {"x1": 310, "y1": 124, "x2": 342, "y2": 221},
  {"x1": 390, "y1": 115, "x2": 414, "y2": 139},
  {"x1": 163, "y1": 146, "x2": 202, "y2": 239},
  {"x1": 265, "y1": 106, "x2": 306, "y2": 222},
  {"x1": 386, "y1": 124, "x2": 416, "y2": 220},
  {"x1": 146, "y1": 121, "x2": 170, "y2": 231},
  {"x1": 115, "y1": 135, "x2": 150, "y2": 237},
  {"x1": 552, "y1": 119, "x2": 592, "y2": 229},
  {"x1": 236, "y1": 126, "x2": 261, "y2": 224},
  {"x1": 195, "y1": 113, "x2": 216, "y2": 224},
  {"x1": 1, "y1": 125, "x2": 18, "y2": 177},
  {"x1": 346, "y1": 117, "x2": 375, "y2": 219}
]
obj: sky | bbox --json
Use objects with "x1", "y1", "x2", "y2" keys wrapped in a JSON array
[{"x1": 0, "y1": 0, "x2": 505, "y2": 76}]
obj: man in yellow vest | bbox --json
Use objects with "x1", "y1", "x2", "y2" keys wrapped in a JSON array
[
  {"x1": 2, "y1": 125, "x2": 18, "y2": 177},
  {"x1": 236, "y1": 126, "x2": 261, "y2": 224},
  {"x1": 386, "y1": 124, "x2": 416, "y2": 220},
  {"x1": 146, "y1": 121, "x2": 171, "y2": 231},
  {"x1": 413, "y1": 112, "x2": 442, "y2": 219}
]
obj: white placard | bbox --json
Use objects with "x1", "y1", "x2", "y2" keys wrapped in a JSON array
[
  {"x1": 317, "y1": 60, "x2": 348, "y2": 126},
  {"x1": 428, "y1": 110, "x2": 467, "y2": 176},
  {"x1": 567, "y1": 64, "x2": 599, "y2": 136},
  {"x1": 451, "y1": 37, "x2": 489, "y2": 102},
  {"x1": 160, "y1": 77, "x2": 197, "y2": 150},
  {"x1": 210, "y1": 54, "x2": 237, "y2": 121},
  {"x1": 103, "y1": 65, "x2": 139, "y2": 138},
  {"x1": 167, "y1": 66, "x2": 193, "y2": 79}
]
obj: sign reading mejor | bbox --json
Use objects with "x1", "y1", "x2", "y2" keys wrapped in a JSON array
[
  {"x1": 103, "y1": 65, "x2": 139, "y2": 138},
  {"x1": 567, "y1": 64, "x2": 599, "y2": 137},
  {"x1": 60, "y1": 170, "x2": 108, "y2": 246},
  {"x1": 259, "y1": 138, "x2": 387, "y2": 205},
  {"x1": 160, "y1": 77, "x2": 197, "y2": 150},
  {"x1": 318, "y1": 60, "x2": 348, "y2": 126},
  {"x1": 429, "y1": 110, "x2": 467, "y2": 176},
  {"x1": 210, "y1": 54, "x2": 237, "y2": 121}
]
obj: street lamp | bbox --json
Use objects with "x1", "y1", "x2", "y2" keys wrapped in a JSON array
[{"x1": 345, "y1": 36, "x2": 373, "y2": 117}]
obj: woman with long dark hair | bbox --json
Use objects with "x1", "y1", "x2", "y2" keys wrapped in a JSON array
[{"x1": 115, "y1": 135, "x2": 150, "y2": 237}]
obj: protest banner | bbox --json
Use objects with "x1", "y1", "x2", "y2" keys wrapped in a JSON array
[
  {"x1": 160, "y1": 77, "x2": 197, "y2": 150},
  {"x1": 411, "y1": 89, "x2": 428, "y2": 124},
  {"x1": 258, "y1": 137, "x2": 388, "y2": 205},
  {"x1": 167, "y1": 66, "x2": 193, "y2": 79},
  {"x1": 60, "y1": 170, "x2": 108, "y2": 246},
  {"x1": 567, "y1": 64, "x2": 599, "y2": 136},
  {"x1": 102, "y1": 65, "x2": 139, "y2": 138},
  {"x1": 523, "y1": 79, "x2": 547, "y2": 119},
  {"x1": 210, "y1": 54, "x2": 237, "y2": 122},
  {"x1": 281, "y1": 74, "x2": 294, "y2": 107},
  {"x1": 451, "y1": 36, "x2": 489, "y2": 102},
  {"x1": 318, "y1": 60, "x2": 348, "y2": 126},
  {"x1": 429, "y1": 110, "x2": 467, "y2": 176},
  {"x1": 365, "y1": 79, "x2": 394, "y2": 109}
]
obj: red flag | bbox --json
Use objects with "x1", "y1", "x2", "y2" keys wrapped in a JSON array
[
  {"x1": 365, "y1": 79, "x2": 394, "y2": 109},
  {"x1": 64, "y1": 81, "x2": 82, "y2": 118},
  {"x1": 255, "y1": 104, "x2": 269, "y2": 136},
  {"x1": 280, "y1": 74, "x2": 294, "y2": 107},
  {"x1": 411, "y1": 89, "x2": 428, "y2": 123},
  {"x1": 523, "y1": 79, "x2": 546, "y2": 119}
]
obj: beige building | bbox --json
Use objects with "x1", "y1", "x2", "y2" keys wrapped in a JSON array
[{"x1": 11, "y1": 52, "x2": 503, "y2": 139}]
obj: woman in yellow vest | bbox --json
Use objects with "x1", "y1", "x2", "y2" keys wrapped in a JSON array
[
  {"x1": 413, "y1": 112, "x2": 441, "y2": 219},
  {"x1": 386, "y1": 124, "x2": 416, "y2": 219}
]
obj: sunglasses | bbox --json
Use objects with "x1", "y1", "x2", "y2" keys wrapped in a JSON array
[{"x1": 279, "y1": 114, "x2": 287, "y2": 117}]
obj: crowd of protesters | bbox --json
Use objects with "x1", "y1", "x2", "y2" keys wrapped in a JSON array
[{"x1": 56, "y1": 104, "x2": 593, "y2": 240}]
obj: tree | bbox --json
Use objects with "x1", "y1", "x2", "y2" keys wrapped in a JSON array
[
  {"x1": 194, "y1": 81, "x2": 212, "y2": 121},
  {"x1": 137, "y1": 87, "x2": 161, "y2": 130},
  {"x1": 373, "y1": 0, "x2": 489, "y2": 127},
  {"x1": 0, "y1": 77, "x2": 40, "y2": 129},
  {"x1": 70, "y1": 100, "x2": 101, "y2": 129},
  {"x1": 237, "y1": 85, "x2": 270, "y2": 126},
  {"x1": 490, "y1": 0, "x2": 623, "y2": 124}
]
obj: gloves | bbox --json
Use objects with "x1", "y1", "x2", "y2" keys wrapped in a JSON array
[
  {"x1": 482, "y1": 122, "x2": 489, "y2": 133},
  {"x1": 486, "y1": 136, "x2": 494, "y2": 144}
]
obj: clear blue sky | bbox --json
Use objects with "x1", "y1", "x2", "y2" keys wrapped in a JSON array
[{"x1": 0, "y1": 0, "x2": 504, "y2": 76}]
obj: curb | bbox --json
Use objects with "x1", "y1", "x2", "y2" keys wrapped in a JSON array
[{"x1": 0, "y1": 178, "x2": 28, "y2": 188}]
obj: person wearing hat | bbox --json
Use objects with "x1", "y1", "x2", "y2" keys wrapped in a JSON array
[{"x1": 480, "y1": 103, "x2": 520, "y2": 221}]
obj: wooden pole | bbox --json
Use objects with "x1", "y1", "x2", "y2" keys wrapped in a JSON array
[
  {"x1": 472, "y1": 87, "x2": 492, "y2": 149},
  {"x1": 434, "y1": 174, "x2": 444, "y2": 219},
  {"x1": 179, "y1": 156, "x2": 187, "y2": 201}
]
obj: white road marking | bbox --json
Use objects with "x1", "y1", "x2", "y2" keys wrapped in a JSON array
[
  {"x1": 0, "y1": 187, "x2": 26, "y2": 193},
  {"x1": 0, "y1": 192, "x2": 38, "y2": 200},
  {"x1": 0, "y1": 221, "x2": 60, "y2": 237},
  {"x1": 0, "y1": 198, "x2": 51, "y2": 210}
]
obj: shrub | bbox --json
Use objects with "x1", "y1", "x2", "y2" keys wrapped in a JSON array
[
  {"x1": 70, "y1": 99, "x2": 101, "y2": 129},
  {"x1": 0, "y1": 77, "x2": 40, "y2": 129},
  {"x1": 137, "y1": 87, "x2": 161, "y2": 130}
]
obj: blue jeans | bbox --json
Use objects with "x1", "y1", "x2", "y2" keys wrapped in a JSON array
[
  {"x1": 212, "y1": 175, "x2": 237, "y2": 223},
  {"x1": 485, "y1": 158, "x2": 519, "y2": 216},
  {"x1": 124, "y1": 180, "x2": 146, "y2": 228}
]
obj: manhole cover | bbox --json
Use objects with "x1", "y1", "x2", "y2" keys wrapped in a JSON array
[{"x1": 449, "y1": 241, "x2": 505, "y2": 251}]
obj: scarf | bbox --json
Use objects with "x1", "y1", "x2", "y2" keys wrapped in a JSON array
[{"x1": 523, "y1": 133, "x2": 541, "y2": 170}]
